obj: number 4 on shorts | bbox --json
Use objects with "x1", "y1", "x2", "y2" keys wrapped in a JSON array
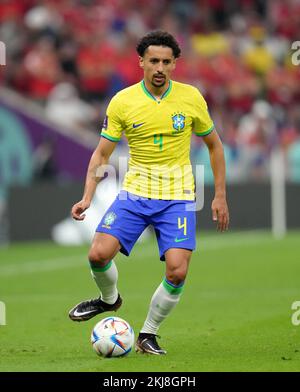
[{"x1": 178, "y1": 217, "x2": 187, "y2": 236}]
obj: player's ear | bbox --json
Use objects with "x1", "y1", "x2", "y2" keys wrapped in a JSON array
[
  {"x1": 172, "y1": 58, "x2": 177, "y2": 71},
  {"x1": 139, "y1": 56, "x2": 144, "y2": 69}
]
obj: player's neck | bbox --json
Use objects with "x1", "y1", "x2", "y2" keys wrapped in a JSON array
[{"x1": 143, "y1": 79, "x2": 170, "y2": 100}]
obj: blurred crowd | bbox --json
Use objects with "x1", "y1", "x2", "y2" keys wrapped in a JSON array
[{"x1": 1, "y1": 0, "x2": 300, "y2": 182}]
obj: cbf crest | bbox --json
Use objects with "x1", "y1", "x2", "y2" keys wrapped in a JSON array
[
  {"x1": 102, "y1": 212, "x2": 117, "y2": 228},
  {"x1": 172, "y1": 112, "x2": 186, "y2": 133}
]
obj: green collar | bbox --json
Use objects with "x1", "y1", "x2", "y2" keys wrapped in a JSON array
[{"x1": 141, "y1": 80, "x2": 172, "y2": 102}]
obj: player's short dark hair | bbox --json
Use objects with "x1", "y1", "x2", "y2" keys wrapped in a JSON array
[{"x1": 136, "y1": 30, "x2": 181, "y2": 58}]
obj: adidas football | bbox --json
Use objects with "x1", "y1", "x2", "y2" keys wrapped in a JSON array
[{"x1": 91, "y1": 316, "x2": 134, "y2": 357}]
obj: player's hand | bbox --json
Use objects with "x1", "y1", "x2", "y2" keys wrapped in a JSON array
[
  {"x1": 71, "y1": 200, "x2": 90, "y2": 221},
  {"x1": 211, "y1": 197, "x2": 229, "y2": 232}
]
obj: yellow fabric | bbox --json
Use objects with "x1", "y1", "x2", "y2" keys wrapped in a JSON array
[
  {"x1": 243, "y1": 46, "x2": 275, "y2": 74},
  {"x1": 191, "y1": 33, "x2": 229, "y2": 56},
  {"x1": 101, "y1": 80, "x2": 214, "y2": 200}
]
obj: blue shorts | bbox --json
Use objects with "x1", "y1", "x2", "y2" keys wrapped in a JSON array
[{"x1": 96, "y1": 191, "x2": 196, "y2": 261}]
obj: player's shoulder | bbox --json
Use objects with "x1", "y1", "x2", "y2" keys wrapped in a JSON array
[
  {"x1": 172, "y1": 80, "x2": 203, "y2": 96},
  {"x1": 112, "y1": 82, "x2": 142, "y2": 102},
  {"x1": 172, "y1": 80, "x2": 208, "y2": 108}
]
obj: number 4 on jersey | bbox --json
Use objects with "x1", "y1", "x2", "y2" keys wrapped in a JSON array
[{"x1": 154, "y1": 134, "x2": 163, "y2": 151}]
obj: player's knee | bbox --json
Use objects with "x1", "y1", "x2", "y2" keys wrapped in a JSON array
[
  {"x1": 166, "y1": 266, "x2": 187, "y2": 285},
  {"x1": 88, "y1": 247, "x2": 112, "y2": 267}
]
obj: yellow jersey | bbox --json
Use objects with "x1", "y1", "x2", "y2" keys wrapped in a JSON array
[{"x1": 101, "y1": 80, "x2": 214, "y2": 200}]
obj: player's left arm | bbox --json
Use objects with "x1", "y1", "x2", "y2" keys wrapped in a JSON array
[{"x1": 202, "y1": 129, "x2": 229, "y2": 232}]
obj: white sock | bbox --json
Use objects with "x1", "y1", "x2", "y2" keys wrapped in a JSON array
[
  {"x1": 90, "y1": 260, "x2": 118, "y2": 304},
  {"x1": 140, "y1": 277, "x2": 184, "y2": 335}
]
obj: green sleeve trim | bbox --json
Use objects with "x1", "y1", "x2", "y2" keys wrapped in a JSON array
[
  {"x1": 101, "y1": 132, "x2": 121, "y2": 142},
  {"x1": 90, "y1": 260, "x2": 112, "y2": 272},
  {"x1": 162, "y1": 278, "x2": 184, "y2": 295},
  {"x1": 193, "y1": 124, "x2": 215, "y2": 137}
]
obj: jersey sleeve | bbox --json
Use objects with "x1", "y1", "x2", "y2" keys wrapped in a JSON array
[
  {"x1": 101, "y1": 95, "x2": 124, "y2": 142},
  {"x1": 192, "y1": 88, "x2": 214, "y2": 136}
]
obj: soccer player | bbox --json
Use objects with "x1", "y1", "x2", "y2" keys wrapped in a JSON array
[{"x1": 69, "y1": 31, "x2": 229, "y2": 355}]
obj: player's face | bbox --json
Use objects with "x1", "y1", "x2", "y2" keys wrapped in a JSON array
[{"x1": 139, "y1": 45, "x2": 176, "y2": 88}]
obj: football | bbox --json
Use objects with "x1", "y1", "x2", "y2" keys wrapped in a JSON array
[{"x1": 91, "y1": 316, "x2": 134, "y2": 357}]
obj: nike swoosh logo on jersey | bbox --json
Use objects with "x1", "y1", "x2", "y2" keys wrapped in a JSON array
[
  {"x1": 133, "y1": 122, "x2": 145, "y2": 128},
  {"x1": 174, "y1": 237, "x2": 190, "y2": 243},
  {"x1": 73, "y1": 309, "x2": 97, "y2": 317}
]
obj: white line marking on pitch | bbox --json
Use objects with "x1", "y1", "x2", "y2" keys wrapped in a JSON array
[
  {"x1": 0, "y1": 254, "x2": 86, "y2": 277},
  {"x1": 0, "y1": 232, "x2": 277, "y2": 277}
]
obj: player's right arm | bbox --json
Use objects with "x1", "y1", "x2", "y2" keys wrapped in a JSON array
[
  {"x1": 72, "y1": 94, "x2": 123, "y2": 220},
  {"x1": 71, "y1": 137, "x2": 117, "y2": 221}
]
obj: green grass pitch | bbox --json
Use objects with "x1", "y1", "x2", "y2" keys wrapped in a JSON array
[{"x1": 0, "y1": 231, "x2": 300, "y2": 372}]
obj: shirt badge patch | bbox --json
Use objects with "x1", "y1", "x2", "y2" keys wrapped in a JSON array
[
  {"x1": 172, "y1": 112, "x2": 185, "y2": 133},
  {"x1": 102, "y1": 115, "x2": 108, "y2": 130}
]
